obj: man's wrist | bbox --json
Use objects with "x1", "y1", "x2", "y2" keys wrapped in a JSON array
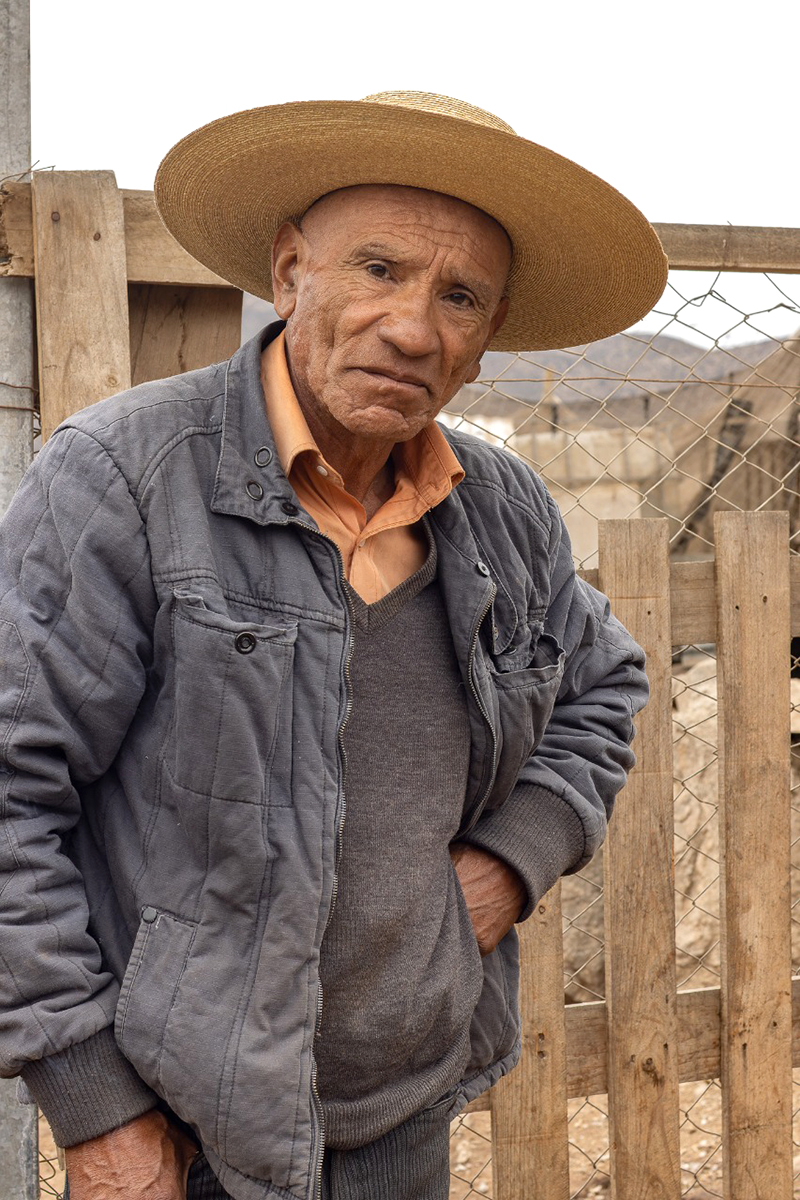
[{"x1": 459, "y1": 783, "x2": 586, "y2": 920}]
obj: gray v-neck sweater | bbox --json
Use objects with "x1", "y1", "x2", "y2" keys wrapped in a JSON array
[{"x1": 316, "y1": 537, "x2": 482, "y2": 1149}]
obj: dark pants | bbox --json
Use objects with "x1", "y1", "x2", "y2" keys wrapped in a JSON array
[{"x1": 187, "y1": 1101, "x2": 452, "y2": 1200}]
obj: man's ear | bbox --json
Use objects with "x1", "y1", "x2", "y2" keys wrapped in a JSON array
[
  {"x1": 465, "y1": 296, "x2": 510, "y2": 383},
  {"x1": 271, "y1": 222, "x2": 304, "y2": 319}
]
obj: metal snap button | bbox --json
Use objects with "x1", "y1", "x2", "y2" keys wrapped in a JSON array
[
  {"x1": 254, "y1": 446, "x2": 273, "y2": 468},
  {"x1": 141, "y1": 906, "x2": 158, "y2": 924},
  {"x1": 246, "y1": 480, "x2": 264, "y2": 501},
  {"x1": 235, "y1": 631, "x2": 257, "y2": 654},
  {"x1": 477, "y1": 560, "x2": 491, "y2": 576},
  {"x1": 281, "y1": 500, "x2": 299, "y2": 516}
]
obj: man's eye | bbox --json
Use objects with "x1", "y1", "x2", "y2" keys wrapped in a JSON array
[
  {"x1": 448, "y1": 292, "x2": 473, "y2": 308},
  {"x1": 366, "y1": 263, "x2": 389, "y2": 279}
]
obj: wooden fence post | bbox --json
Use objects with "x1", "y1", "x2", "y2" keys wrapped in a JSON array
[
  {"x1": 715, "y1": 511, "x2": 792, "y2": 1199},
  {"x1": 31, "y1": 170, "x2": 131, "y2": 439},
  {"x1": 491, "y1": 882, "x2": 569, "y2": 1200},
  {"x1": 598, "y1": 518, "x2": 681, "y2": 1199},
  {"x1": 30, "y1": 170, "x2": 243, "y2": 435}
]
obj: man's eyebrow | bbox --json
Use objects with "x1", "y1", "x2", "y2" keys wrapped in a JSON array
[{"x1": 349, "y1": 241, "x2": 401, "y2": 260}]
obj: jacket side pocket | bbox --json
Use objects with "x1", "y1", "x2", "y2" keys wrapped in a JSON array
[{"x1": 114, "y1": 908, "x2": 197, "y2": 1094}]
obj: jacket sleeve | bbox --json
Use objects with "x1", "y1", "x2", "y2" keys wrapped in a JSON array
[
  {"x1": 0, "y1": 428, "x2": 159, "y2": 1144},
  {"x1": 461, "y1": 494, "x2": 648, "y2": 919}
]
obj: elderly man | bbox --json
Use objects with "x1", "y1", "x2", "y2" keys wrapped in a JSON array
[{"x1": 0, "y1": 93, "x2": 664, "y2": 1200}]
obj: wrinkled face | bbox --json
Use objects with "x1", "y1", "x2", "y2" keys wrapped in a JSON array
[{"x1": 271, "y1": 185, "x2": 511, "y2": 445}]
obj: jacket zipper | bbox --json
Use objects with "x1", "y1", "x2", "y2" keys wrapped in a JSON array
[
  {"x1": 293, "y1": 520, "x2": 355, "y2": 1200},
  {"x1": 459, "y1": 580, "x2": 498, "y2": 837}
]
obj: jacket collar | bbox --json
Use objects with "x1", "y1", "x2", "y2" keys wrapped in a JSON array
[{"x1": 211, "y1": 321, "x2": 301, "y2": 526}]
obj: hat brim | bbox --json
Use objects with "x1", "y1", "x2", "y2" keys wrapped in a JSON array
[{"x1": 154, "y1": 100, "x2": 668, "y2": 352}]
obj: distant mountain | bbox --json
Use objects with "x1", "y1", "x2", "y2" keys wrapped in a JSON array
[{"x1": 454, "y1": 333, "x2": 782, "y2": 411}]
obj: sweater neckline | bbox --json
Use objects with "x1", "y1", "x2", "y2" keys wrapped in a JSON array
[{"x1": 343, "y1": 520, "x2": 437, "y2": 634}]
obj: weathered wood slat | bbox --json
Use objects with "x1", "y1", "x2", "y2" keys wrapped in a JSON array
[
  {"x1": 122, "y1": 191, "x2": 229, "y2": 287},
  {"x1": 466, "y1": 978, "x2": 800, "y2": 1111},
  {"x1": 491, "y1": 885, "x2": 569, "y2": 1200},
  {"x1": 2, "y1": 183, "x2": 230, "y2": 286},
  {"x1": 599, "y1": 520, "x2": 681, "y2": 1199},
  {"x1": 0, "y1": 180, "x2": 33, "y2": 277},
  {"x1": 715, "y1": 510, "x2": 793, "y2": 1198},
  {"x1": 128, "y1": 284, "x2": 243, "y2": 385},
  {"x1": 581, "y1": 556, "x2": 800, "y2": 644},
  {"x1": 5, "y1": 184, "x2": 800, "y2": 281},
  {"x1": 562, "y1": 985, "x2": 723, "y2": 1100},
  {"x1": 31, "y1": 171, "x2": 131, "y2": 439},
  {"x1": 654, "y1": 222, "x2": 800, "y2": 273}
]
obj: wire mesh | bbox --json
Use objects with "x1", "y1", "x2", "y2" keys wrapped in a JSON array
[
  {"x1": 38, "y1": 1111, "x2": 64, "y2": 1199},
  {"x1": 40, "y1": 266, "x2": 800, "y2": 1196}
]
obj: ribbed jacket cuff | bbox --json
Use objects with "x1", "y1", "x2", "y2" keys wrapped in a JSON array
[
  {"x1": 20, "y1": 1026, "x2": 157, "y2": 1147},
  {"x1": 460, "y1": 784, "x2": 586, "y2": 921}
]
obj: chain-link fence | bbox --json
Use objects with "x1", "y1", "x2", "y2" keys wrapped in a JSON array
[{"x1": 38, "y1": 265, "x2": 800, "y2": 1197}]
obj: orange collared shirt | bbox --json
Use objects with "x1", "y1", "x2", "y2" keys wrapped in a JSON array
[{"x1": 260, "y1": 331, "x2": 464, "y2": 603}]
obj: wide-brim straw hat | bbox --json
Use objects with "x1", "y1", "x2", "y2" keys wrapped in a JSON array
[{"x1": 154, "y1": 91, "x2": 667, "y2": 352}]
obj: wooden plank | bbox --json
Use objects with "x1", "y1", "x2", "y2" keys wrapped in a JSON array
[
  {"x1": 31, "y1": 171, "x2": 131, "y2": 439},
  {"x1": 128, "y1": 284, "x2": 243, "y2": 385},
  {"x1": 490, "y1": 883, "x2": 569, "y2": 1200},
  {"x1": 654, "y1": 223, "x2": 800, "y2": 274},
  {"x1": 583, "y1": 560, "x2": 716, "y2": 645},
  {"x1": 6, "y1": 185, "x2": 800, "y2": 281},
  {"x1": 669, "y1": 559, "x2": 716, "y2": 645},
  {"x1": 562, "y1": 986, "x2": 722, "y2": 1099},
  {"x1": 121, "y1": 190, "x2": 230, "y2": 287},
  {"x1": 1, "y1": 183, "x2": 231, "y2": 286},
  {"x1": 467, "y1": 978, "x2": 800, "y2": 1109},
  {"x1": 0, "y1": 180, "x2": 33, "y2": 277},
  {"x1": 715, "y1": 510, "x2": 793, "y2": 1199},
  {"x1": 598, "y1": 519, "x2": 681, "y2": 1199},
  {"x1": 583, "y1": 557, "x2": 800, "y2": 645}
]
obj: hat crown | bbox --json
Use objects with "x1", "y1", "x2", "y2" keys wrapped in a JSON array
[{"x1": 361, "y1": 91, "x2": 516, "y2": 136}]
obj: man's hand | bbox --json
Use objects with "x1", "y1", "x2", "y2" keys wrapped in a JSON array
[
  {"x1": 450, "y1": 844, "x2": 527, "y2": 956},
  {"x1": 64, "y1": 1110, "x2": 198, "y2": 1200}
]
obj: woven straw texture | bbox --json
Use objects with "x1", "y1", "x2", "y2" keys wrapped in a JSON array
[{"x1": 154, "y1": 93, "x2": 668, "y2": 352}]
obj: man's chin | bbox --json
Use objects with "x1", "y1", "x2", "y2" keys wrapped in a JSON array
[{"x1": 339, "y1": 402, "x2": 434, "y2": 443}]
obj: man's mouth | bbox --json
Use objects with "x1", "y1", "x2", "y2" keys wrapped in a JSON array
[{"x1": 356, "y1": 367, "x2": 430, "y2": 394}]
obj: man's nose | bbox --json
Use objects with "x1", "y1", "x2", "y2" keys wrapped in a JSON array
[{"x1": 376, "y1": 287, "x2": 440, "y2": 358}]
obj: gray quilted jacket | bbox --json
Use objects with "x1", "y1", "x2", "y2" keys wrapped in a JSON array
[{"x1": 0, "y1": 324, "x2": 646, "y2": 1200}]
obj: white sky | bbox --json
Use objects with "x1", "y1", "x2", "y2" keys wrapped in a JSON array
[{"x1": 29, "y1": 0, "x2": 800, "y2": 346}]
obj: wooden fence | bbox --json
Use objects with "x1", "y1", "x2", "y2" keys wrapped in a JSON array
[
  {"x1": 477, "y1": 510, "x2": 796, "y2": 1199},
  {"x1": 2, "y1": 171, "x2": 800, "y2": 1198}
]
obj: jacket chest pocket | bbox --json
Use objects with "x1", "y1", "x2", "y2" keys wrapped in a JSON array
[
  {"x1": 164, "y1": 594, "x2": 297, "y2": 804},
  {"x1": 487, "y1": 633, "x2": 565, "y2": 802}
]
